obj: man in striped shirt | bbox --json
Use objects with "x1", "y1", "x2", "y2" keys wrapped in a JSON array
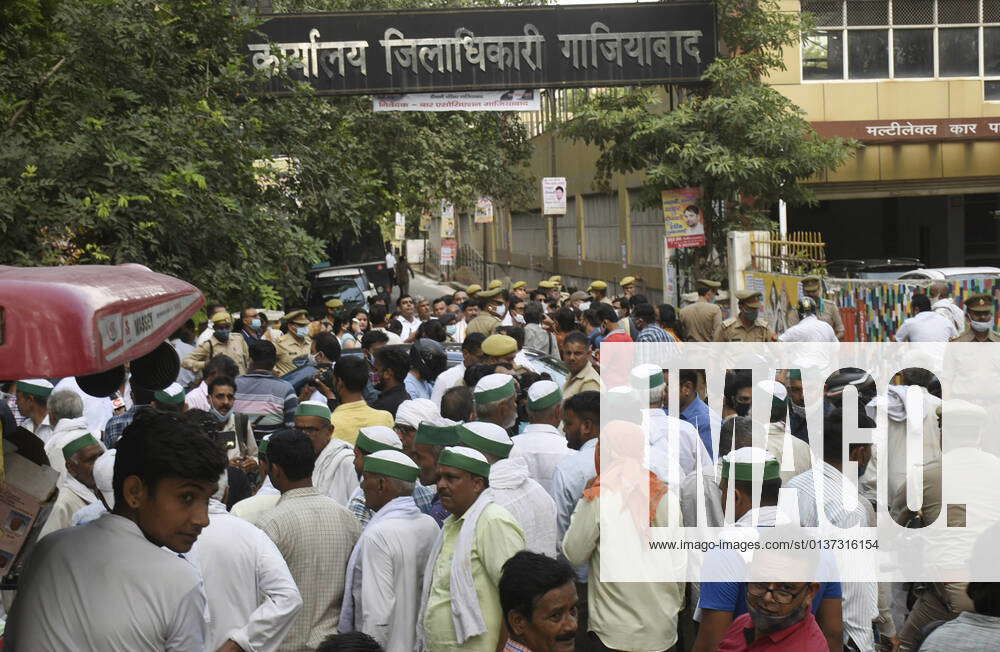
[
  {"x1": 234, "y1": 340, "x2": 298, "y2": 438},
  {"x1": 633, "y1": 303, "x2": 676, "y2": 343}
]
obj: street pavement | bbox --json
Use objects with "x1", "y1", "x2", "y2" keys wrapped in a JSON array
[{"x1": 396, "y1": 272, "x2": 457, "y2": 304}]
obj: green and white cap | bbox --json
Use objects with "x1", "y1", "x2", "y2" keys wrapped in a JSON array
[
  {"x1": 415, "y1": 421, "x2": 461, "y2": 446},
  {"x1": 356, "y1": 426, "x2": 403, "y2": 454},
  {"x1": 62, "y1": 433, "x2": 101, "y2": 462},
  {"x1": 364, "y1": 449, "x2": 421, "y2": 482},
  {"x1": 153, "y1": 382, "x2": 186, "y2": 405},
  {"x1": 721, "y1": 447, "x2": 780, "y2": 482},
  {"x1": 630, "y1": 364, "x2": 665, "y2": 390},
  {"x1": 458, "y1": 422, "x2": 513, "y2": 459},
  {"x1": 474, "y1": 373, "x2": 516, "y2": 405},
  {"x1": 16, "y1": 378, "x2": 54, "y2": 398},
  {"x1": 527, "y1": 380, "x2": 562, "y2": 411},
  {"x1": 757, "y1": 380, "x2": 788, "y2": 415},
  {"x1": 295, "y1": 400, "x2": 332, "y2": 420},
  {"x1": 438, "y1": 446, "x2": 491, "y2": 478}
]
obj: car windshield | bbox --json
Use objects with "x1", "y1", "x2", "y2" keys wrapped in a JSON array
[{"x1": 315, "y1": 278, "x2": 365, "y2": 304}]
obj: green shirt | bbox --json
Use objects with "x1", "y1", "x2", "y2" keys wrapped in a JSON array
[{"x1": 424, "y1": 503, "x2": 526, "y2": 652}]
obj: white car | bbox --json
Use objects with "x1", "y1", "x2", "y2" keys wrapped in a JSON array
[{"x1": 897, "y1": 267, "x2": 1000, "y2": 281}]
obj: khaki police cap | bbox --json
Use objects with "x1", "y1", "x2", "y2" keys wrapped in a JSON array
[
  {"x1": 488, "y1": 279, "x2": 504, "y2": 290},
  {"x1": 209, "y1": 311, "x2": 232, "y2": 325},
  {"x1": 588, "y1": 280, "x2": 608, "y2": 292},
  {"x1": 466, "y1": 284, "x2": 482, "y2": 296},
  {"x1": 538, "y1": 280, "x2": 557, "y2": 289},
  {"x1": 285, "y1": 309, "x2": 310, "y2": 324},
  {"x1": 620, "y1": 276, "x2": 637, "y2": 287},
  {"x1": 802, "y1": 275, "x2": 822, "y2": 290},
  {"x1": 478, "y1": 287, "x2": 503, "y2": 299},
  {"x1": 511, "y1": 281, "x2": 526, "y2": 290},
  {"x1": 548, "y1": 275, "x2": 562, "y2": 284},
  {"x1": 696, "y1": 279, "x2": 721, "y2": 289},
  {"x1": 736, "y1": 290, "x2": 763, "y2": 308},
  {"x1": 325, "y1": 298, "x2": 344, "y2": 309},
  {"x1": 965, "y1": 293, "x2": 994, "y2": 313},
  {"x1": 482, "y1": 334, "x2": 518, "y2": 357}
]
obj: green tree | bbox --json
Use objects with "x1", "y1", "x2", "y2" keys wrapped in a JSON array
[{"x1": 558, "y1": 0, "x2": 859, "y2": 279}]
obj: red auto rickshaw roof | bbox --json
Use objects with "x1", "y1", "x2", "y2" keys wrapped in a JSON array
[{"x1": 0, "y1": 264, "x2": 204, "y2": 379}]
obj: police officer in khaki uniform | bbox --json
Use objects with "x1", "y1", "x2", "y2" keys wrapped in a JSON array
[
  {"x1": 786, "y1": 275, "x2": 845, "y2": 340},
  {"x1": 679, "y1": 279, "x2": 723, "y2": 342},
  {"x1": 309, "y1": 298, "x2": 342, "y2": 337},
  {"x1": 181, "y1": 310, "x2": 251, "y2": 376},
  {"x1": 951, "y1": 293, "x2": 1000, "y2": 341},
  {"x1": 466, "y1": 284, "x2": 483, "y2": 298},
  {"x1": 465, "y1": 288, "x2": 503, "y2": 337},
  {"x1": 620, "y1": 275, "x2": 640, "y2": 298},
  {"x1": 274, "y1": 309, "x2": 313, "y2": 376},
  {"x1": 587, "y1": 280, "x2": 613, "y2": 305},
  {"x1": 713, "y1": 290, "x2": 777, "y2": 342}
]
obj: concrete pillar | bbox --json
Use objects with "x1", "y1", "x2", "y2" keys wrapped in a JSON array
[{"x1": 946, "y1": 195, "x2": 965, "y2": 266}]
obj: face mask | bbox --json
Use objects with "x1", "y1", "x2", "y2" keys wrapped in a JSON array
[
  {"x1": 214, "y1": 328, "x2": 231, "y2": 342},
  {"x1": 307, "y1": 353, "x2": 317, "y2": 365},
  {"x1": 250, "y1": 318, "x2": 262, "y2": 330},
  {"x1": 495, "y1": 304, "x2": 507, "y2": 317},
  {"x1": 742, "y1": 309, "x2": 759, "y2": 322},
  {"x1": 446, "y1": 324, "x2": 458, "y2": 337},
  {"x1": 748, "y1": 603, "x2": 807, "y2": 635},
  {"x1": 971, "y1": 319, "x2": 992, "y2": 332},
  {"x1": 209, "y1": 406, "x2": 229, "y2": 422},
  {"x1": 514, "y1": 314, "x2": 525, "y2": 325},
  {"x1": 734, "y1": 403, "x2": 751, "y2": 417},
  {"x1": 295, "y1": 326, "x2": 309, "y2": 338}
]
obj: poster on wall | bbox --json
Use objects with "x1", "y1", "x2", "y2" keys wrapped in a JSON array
[
  {"x1": 745, "y1": 272, "x2": 801, "y2": 335},
  {"x1": 474, "y1": 198, "x2": 494, "y2": 223},
  {"x1": 662, "y1": 187, "x2": 706, "y2": 249},
  {"x1": 440, "y1": 202, "x2": 456, "y2": 238},
  {"x1": 394, "y1": 212, "x2": 406, "y2": 240},
  {"x1": 440, "y1": 238, "x2": 457, "y2": 265},
  {"x1": 542, "y1": 177, "x2": 567, "y2": 216},
  {"x1": 419, "y1": 211, "x2": 432, "y2": 232}
]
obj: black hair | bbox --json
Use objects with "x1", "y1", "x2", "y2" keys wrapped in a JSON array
[
  {"x1": 249, "y1": 339, "x2": 278, "y2": 370},
  {"x1": 822, "y1": 407, "x2": 874, "y2": 463},
  {"x1": 499, "y1": 551, "x2": 576, "y2": 630},
  {"x1": 717, "y1": 415, "x2": 754, "y2": 458},
  {"x1": 564, "y1": 390, "x2": 599, "y2": 424},
  {"x1": 679, "y1": 369, "x2": 699, "y2": 389},
  {"x1": 628, "y1": 294, "x2": 649, "y2": 308},
  {"x1": 441, "y1": 386, "x2": 475, "y2": 422},
  {"x1": 530, "y1": 290, "x2": 547, "y2": 302},
  {"x1": 205, "y1": 354, "x2": 239, "y2": 380},
  {"x1": 462, "y1": 332, "x2": 486, "y2": 353},
  {"x1": 433, "y1": 296, "x2": 447, "y2": 307},
  {"x1": 911, "y1": 293, "x2": 931, "y2": 312},
  {"x1": 266, "y1": 428, "x2": 316, "y2": 482},
  {"x1": 684, "y1": 204, "x2": 700, "y2": 215},
  {"x1": 207, "y1": 375, "x2": 236, "y2": 394},
  {"x1": 633, "y1": 303, "x2": 656, "y2": 323},
  {"x1": 314, "y1": 331, "x2": 342, "y2": 363},
  {"x1": 369, "y1": 305, "x2": 389, "y2": 327},
  {"x1": 581, "y1": 308, "x2": 600, "y2": 329},
  {"x1": 396, "y1": 293, "x2": 412, "y2": 308},
  {"x1": 113, "y1": 409, "x2": 227, "y2": 508},
  {"x1": 361, "y1": 330, "x2": 390, "y2": 351},
  {"x1": 132, "y1": 384, "x2": 157, "y2": 406},
  {"x1": 415, "y1": 319, "x2": 447, "y2": 343},
  {"x1": 697, "y1": 285, "x2": 715, "y2": 297},
  {"x1": 334, "y1": 356, "x2": 369, "y2": 393},
  {"x1": 563, "y1": 331, "x2": 590, "y2": 350},
  {"x1": 183, "y1": 409, "x2": 224, "y2": 436},
  {"x1": 732, "y1": 476, "x2": 782, "y2": 506},
  {"x1": 724, "y1": 370, "x2": 753, "y2": 406},
  {"x1": 464, "y1": 363, "x2": 501, "y2": 389},
  {"x1": 461, "y1": 300, "x2": 478, "y2": 312},
  {"x1": 477, "y1": 297, "x2": 492, "y2": 310},
  {"x1": 523, "y1": 302, "x2": 545, "y2": 325},
  {"x1": 316, "y1": 632, "x2": 384, "y2": 652},
  {"x1": 657, "y1": 304, "x2": 678, "y2": 329},
  {"x1": 497, "y1": 325, "x2": 525, "y2": 350},
  {"x1": 386, "y1": 319, "x2": 403, "y2": 336},
  {"x1": 552, "y1": 307, "x2": 578, "y2": 333},
  {"x1": 594, "y1": 302, "x2": 618, "y2": 324},
  {"x1": 374, "y1": 348, "x2": 410, "y2": 383}
]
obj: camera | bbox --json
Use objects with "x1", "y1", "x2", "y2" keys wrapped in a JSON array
[{"x1": 308, "y1": 363, "x2": 336, "y2": 390}]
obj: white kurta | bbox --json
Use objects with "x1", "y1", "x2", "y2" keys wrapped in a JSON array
[
  {"x1": 346, "y1": 501, "x2": 439, "y2": 652},
  {"x1": 765, "y1": 421, "x2": 813, "y2": 483},
  {"x1": 37, "y1": 481, "x2": 95, "y2": 540},
  {"x1": 647, "y1": 409, "x2": 713, "y2": 478},
  {"x1": 43, "y1": 416, "x2": 92, "y2": 478},
  {"x1": 509, "y1": 424, "x2": 571, "y2": 497},
  {"x1": 489, "y1": 458, "x2": 558, "y2": 556},
  {"x1": 52, "y1": 376, "x2": 115, "y2": 437},
  {"x1": 778, "y1": 314, "x2": 838, "y2": 342},
  {"x1": 313, "y1": 438, "x2": 360, "y2": 506},
  {"x1": 7, "y1": 513, "x2": 207, "y2": 651},
  {"x1": 189, "y1": 500, "x2": 302, "y2": 652},
  {"x1": 231, "y1": 493, "x2": 282, "y2": 525}
]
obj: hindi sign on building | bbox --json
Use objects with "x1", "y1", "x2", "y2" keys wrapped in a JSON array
[
  {"x1": 662, "y1": 187, "x2": 706, "y2": 249},
  {"x1": 374, "y1": 90, "x2": 541, "y2": 112},
  {"x1": 474, "y1": 198, "x2": 494, "y2": 223},
  {"x1": 440, "y1": 202, "x2": 456, "y2": 238},
  {"x1": 247, "y1": 2, "x2": 716, "y2": 96},
  {"x1": 542, "y1": 177, "x2": 567, "y2": 216}
]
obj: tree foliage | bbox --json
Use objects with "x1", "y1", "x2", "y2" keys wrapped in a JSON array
[
  {"x1": 0, "y1": 0, "x2": 534, "y2": 307},
  {"x1": 558, "y1": 0, "x2": 859, "y2": 277}
]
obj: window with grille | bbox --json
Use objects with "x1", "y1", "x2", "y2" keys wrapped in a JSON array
[{"x1": 801, "y1": 0, "x2": 1000, "y2": 91}]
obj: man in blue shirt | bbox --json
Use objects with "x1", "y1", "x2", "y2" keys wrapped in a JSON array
[{"x1": 667, "y1": 369, "x2": 720, "y2": 458}]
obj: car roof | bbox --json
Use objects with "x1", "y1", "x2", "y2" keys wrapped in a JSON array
[{"x1": 315, "y1": 267, "x2": 366, "y2": 279}]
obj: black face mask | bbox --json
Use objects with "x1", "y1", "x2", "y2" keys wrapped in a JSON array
[{"x1": 734, "y1": 403, "x2": 751, "y2": 417}]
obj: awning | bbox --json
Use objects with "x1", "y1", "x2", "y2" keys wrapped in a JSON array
[{"x1": 0, "y1": 264, "x2": 204, "y2": 379}]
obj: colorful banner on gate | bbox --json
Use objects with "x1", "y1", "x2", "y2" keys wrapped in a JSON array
[{"x1": 662, "y1": 187, "x2": 706, "y2": 249}]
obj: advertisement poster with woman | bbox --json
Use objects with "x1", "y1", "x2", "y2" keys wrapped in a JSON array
[{"x1": 662, "y1": 187, "x2": 707, "y2": 248}]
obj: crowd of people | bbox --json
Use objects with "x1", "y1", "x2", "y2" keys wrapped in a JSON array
[{"x1": 3, "y1": 271, "x2": 1000, "y2": 652}]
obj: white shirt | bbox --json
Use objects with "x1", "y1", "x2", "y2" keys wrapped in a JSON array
[
  {"x1": 932, "y1": 297, "x2": 966, "y2": 336},
  {"x1": 765, "y1": 421, "x2": 813, "y2": 483},
  {"x1": 345, "y1": 501, "x2": 439, "y2": 652},
  {"x1": 895, "y1": 310, "x2": 958, "y2": 342},
  {"x1": 186, "y1": 382, "x2": 210, "y2": 412},
  {"x1": 231, "y1": 493, "x2": 282, "y2": 526},
  {"x1": 171, "y1": 338, "x2": 197, "y2": 388},
  {"x1": 778, "y1": 314, "x2": 838, "y2": 342},
  {"x1": 430, "y1": 363, "x2": 466, "y2": 407},
  {"x1": 7, "y1": 513, "x2": 207, "y2": 651},
  {"x1": 386, "y1": 252, "x2": 397, "y2": 270},
  {"x1": 313, "y1": 438, "x2": 360, "y2": 506},
  {"x1": 509, "y1": 424, "x2": 571, "y2": 497},
  {"x1": 490, "y1": 458, "x2": 558, "y2": 556},
  {"x1": 190, "y1": 500, "x2": 302, "y2": 652},
  {"x1": 196, "y1": 325, "x2": 215, "y2": 345},
  {"x1": 395, "y1": 315, "x2": 422, "y2": 341},
  {"x1": 647, "y1": 409, "x2": 713, "y2": 478},
  {"x1": 372, "y1": 327, "x2": 405, "y2": 345},
  {"x1": 53, "y1": 376, "x2": 115, "y2": 437}
]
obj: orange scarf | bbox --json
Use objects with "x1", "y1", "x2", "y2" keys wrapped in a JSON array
[{"x1": 582, "y1": 421, "x2": 669, "y2": 526}]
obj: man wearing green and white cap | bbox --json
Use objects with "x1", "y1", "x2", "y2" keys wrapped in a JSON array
[
  {"x1": 295, "y1": 401, "x2": 357, "y2": 506},
  {"x1": 417, "y1": 446, "x2": 526, "y2": 652},
  {"x1": 344, "y1": 425, "x2": 403, "y2": 526},
  {"x1": 411, "y1": 422, "x2": 461, "y2": 528},
  {"x1": 461, "y1": 422, "x2": 558, "y2": 557},
  {"x1": 630, "y1": 364, "x2": 711, "y2": 477},
  {"x1": 38, "y1": 433, "x2": 105, "y2": 539},
  {"x1": 151, "y1": 382, "x2": 187, "y2": 412},
  {"x1": 473, "y1": 373, "x2": 518, "y2": 432},
  {"x1": 509, "y1": 380, "x2": 570, "y2": 496},
  {"x1": 339, "y1": 450, "x2": 439, "y2": 652},
  {"x1": 14, "y1": 378, "x2": 54, "y2": 442}
]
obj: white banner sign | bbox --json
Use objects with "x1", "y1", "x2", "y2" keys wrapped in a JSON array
[
  {"x1": 542, "y1": 177, "x2": 567, "y2": 216},
  {"x1": 373, "y1": 90, "x2": 540, "y2": 112}
]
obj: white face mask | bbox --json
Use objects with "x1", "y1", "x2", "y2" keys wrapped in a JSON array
[
  {"x1": 970, "y1": 319, "x2": 993, "y2": 332},
  {"x1": 514, "y1": 314, "x2": 526, "y2": 325},
  {"x1": 495, "y1": 304, "x2": 507, "y2": 317}
]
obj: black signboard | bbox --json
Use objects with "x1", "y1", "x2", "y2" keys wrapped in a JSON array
[{"x1": 249, "y1": 2, "x2": 716, "y2": 96}]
